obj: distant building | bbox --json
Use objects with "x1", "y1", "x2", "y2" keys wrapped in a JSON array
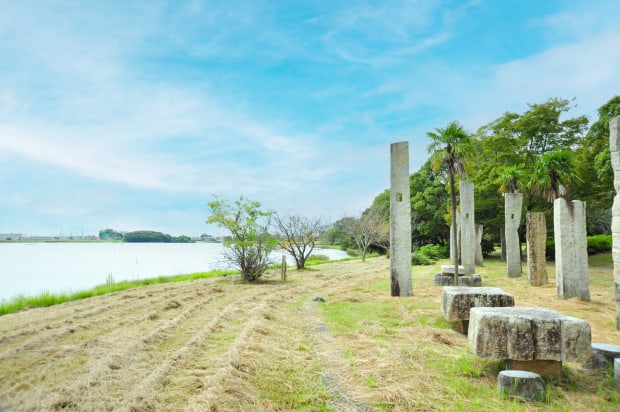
[{"x1": 0, "y1": 233, "x2": 23, "y2": 240}]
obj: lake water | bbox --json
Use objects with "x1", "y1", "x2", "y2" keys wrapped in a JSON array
[{"x1": 0, "y1": 242, "x2": 348, "y2": 302}]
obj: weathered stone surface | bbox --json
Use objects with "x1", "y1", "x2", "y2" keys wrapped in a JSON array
[
  {"x1": 497, "y1": 370, "x2": 546, "y2": 402},
  {"x1": 526, "y1": 212, "x2": 547, "y2": 286},
  {"x1": 460, "y1": 181, "x2": 476, "y2": 275},
  {"x1": 585, "y1": 343, "x2": 620, "y2": 369},
  {"x1": 475, "y1": 224, "x2": 484, "y2": 266},
  {"x1": 468, "y1": 307, "x2": 592, "y2": 363},
  {"x1": 504, "y1": 193, "x2": 523, "y2": 277},
  {"x1": 441, "y1": 286, "x2": 514, "y2": 322},
  {"x1": 458, "y1": 275, "x2": 482, "y2": 287},
  {"x1": 434, "y1": 274, "x2": 453, "y2": 286},
  {"x1": 611, "y1": 116, "x2": 620, "y2": 329},
  {"x1": 441, "y1": 265, "x2": 465, "y2": 276},
  {"x1": 390, "y1": 142, "x2": 412, "y2": 297},
  {"x1": 554, "y1": 199, "x2": 590, "y2": 301}
]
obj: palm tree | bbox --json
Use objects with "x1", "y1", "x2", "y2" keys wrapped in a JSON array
[
  {"x1": 497, "y1": 164, "x2": 525, "y2": 194},
  {"x1": 529, "y1": 150, "x2": 579, "y2": 202},
  {"x1": 427, "y1": 121, "x2": 472, "y2": 272}
]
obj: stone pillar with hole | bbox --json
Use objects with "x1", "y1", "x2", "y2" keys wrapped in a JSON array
[
  {"x1": 610, "y1": 116, "x2": 620, "y2": 328},
  {"x1": 526, "y1": 212, "x2": 547, "y2": 286},
  {"x1": 554, "y1": 198, "x2": 590, "y2": 300},
  {"x1": 390, "y1": 141, "x2": 412, "y2": 297},
  {"x1": 504, "y1": 193, "x2": 523, "y2": 277},
  {"x1": 459, "y1": 181, "x2": 475, "y2": 276}
]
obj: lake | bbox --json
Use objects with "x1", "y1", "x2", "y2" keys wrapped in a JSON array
[{"x1": 0, "y1": 242, "x2": 349, "y2": 302}]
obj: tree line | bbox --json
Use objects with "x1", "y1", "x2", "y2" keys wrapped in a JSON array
[
  {"x1": 332, "y1": 96, "x2": 619, "y2": 257},
  {"x1": 98, "y1": 229, "x2": 193, "y2": 243},
  {"x1": 207, "y1": 96, "x2": 619, "y2": 282}
]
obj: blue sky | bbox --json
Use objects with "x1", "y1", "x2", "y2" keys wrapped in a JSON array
[{"x1": 1, "y1": 0, "x2": 619, "y2": 237}]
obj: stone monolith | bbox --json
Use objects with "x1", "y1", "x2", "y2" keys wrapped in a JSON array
[
  {"x1": 390, "y1": 142, "x2": 412, "y2": 297},
  {"x1": 554, "y1": 198, "x2": 589, "y2": 300},
  {"x1": 460, "y1": 181, "x2": 475, "y2": 276},
  {"x1": 526, "y1": 212, "x2": 547, "y2": 286},
  {"x1": 504, "y1": 193, "x2": 523, "y2": 277},
  {"x1": 610, "y1": 116, "x2": 620, "y2": 328},
  {"x1": 475, "y1": 224, "x2": 484, "y2": 266}
]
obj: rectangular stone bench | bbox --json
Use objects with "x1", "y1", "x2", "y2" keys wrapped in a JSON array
[
  {"x1": 468, "y1": 306, "x2": 592, "y2": 378},
  {"x1": 441, "y1": 286, "x2": 514, "y2": 333},
  {"x1": 441, "y1": 265, "x2": 465, "y2": 276}
]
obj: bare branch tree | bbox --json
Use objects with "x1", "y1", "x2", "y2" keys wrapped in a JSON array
[
  {"x1": 348, "y1": 210, "x2": 388, "y2": 262},
  {"x1": 274, "y1": 215, "x2": 327, "y2": 269}
]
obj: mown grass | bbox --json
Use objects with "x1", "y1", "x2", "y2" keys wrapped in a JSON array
[
  {"x1": 0, "y1": 269, "x2": 228, "y2": 316},
  {"x1": 315, "y1": 256, "x2": 619, "y2": 411}
]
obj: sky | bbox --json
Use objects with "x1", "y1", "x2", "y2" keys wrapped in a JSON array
[{"x1": 1, "y1": 0, "x2": 619, "y2": 237}]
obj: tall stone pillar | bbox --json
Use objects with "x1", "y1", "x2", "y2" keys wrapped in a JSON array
[
  {"x1": 475, "y1": 224, "x2": 484, "y2": 266},
  {"x1": 390, "y1": 142, "x2": 412, "y2": 297},
  {"x1": 504, "y1": 193, "x2": 523, "y2": 277},
  {"x1": 554, "y1": 198, "x2": 590, "y2": 301},
  {"x1": 609, "y1": 116, "x2": 620, "y2": 328},
  {"x1": 459, "y1": 181, "x2": 475, "y2": 275},
  {"x1": 450, "y1": 211, "x2": 460, "y2": 266},
  {"x1": 526, "y1": 212, "x2": 547, "y2": 286}
]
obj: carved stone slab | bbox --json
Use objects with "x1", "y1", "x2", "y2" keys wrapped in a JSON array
[
  {"x1": 468, "y1": 306, "x2": 592, "y2": 363},
  {"x1": 441, "y1": 286, "x2": 514, "y2": 322}
]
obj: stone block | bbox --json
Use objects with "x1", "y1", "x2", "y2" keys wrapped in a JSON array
[
  {"x1": 460, "y1": 181, "x2": 476, "y2": 275},
  {"x1": 434, "y1": 274, "x2": 453, "y2": 286},
  {"x1": 554, "y1": 199, "x2": 590, "y2": 301},
  {"x1": 610, "y1": 116, "x2": 620, "y2": 152},
  {"x1": 468, "y1": 307, "x2": 592, "y2": 366},
  {"x1": 526, "y1": 212, "x2": 548, "y2": 286},
  {"x1": 504, "y1": 193, "x2": 523, "y2": 277},
  {"x1": 441, "y1": 286, "x2": 514, "y2": 322},
  {"x1": 458, "y1": 275, "x2": 482, "y2": 287},
  {"x1": 390, "y1": 141, "x2": 412, "y2": 297},
  {"x1": 498, "y1": 370, "x2": 546, "y2": 402},
  {"x1": 441, "y1": 265, "x2": 465, "y2": 276},
  {"x1": 584, "y1": 343, "x2": 620, "y2": 369}
]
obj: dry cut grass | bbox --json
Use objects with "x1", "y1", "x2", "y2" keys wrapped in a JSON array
[{"x1": 0, "y1": 256, "x2": 618, "y2": 411}]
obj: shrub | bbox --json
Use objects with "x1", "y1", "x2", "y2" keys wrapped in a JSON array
[
  {"x1": 547, "y1": 234, "x2": 612, "y2": 260},
  {"x1": 417, "y1": 244, "x2": 448, "y2": 260},
  {"x1": 411, "y1": 252, "x2": 434, "y2": 265},
  {"x1": 587, "y1": 234, "x2": 612, "y2": 255},
  {"x1": 481, "y1": 238, "x2": 495, "y2": 256}
]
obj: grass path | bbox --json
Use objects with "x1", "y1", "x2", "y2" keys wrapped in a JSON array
[{"x1": 0, "y1": 256, "x2": 618, "y2": 411}]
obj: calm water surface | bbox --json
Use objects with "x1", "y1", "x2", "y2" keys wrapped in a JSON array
[{"x1": 0, "y1": 242, "x2": 348, "y2": 302}]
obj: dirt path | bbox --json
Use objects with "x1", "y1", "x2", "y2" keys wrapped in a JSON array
[{"x1": 0, "y1": 257, "x2": 618, "y2": 411}]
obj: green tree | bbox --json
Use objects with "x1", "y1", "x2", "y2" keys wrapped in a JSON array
[
  {"x1": 207, "y1": 196, "x2": 277, "y2": 281},
  {"x1": 99, "y1": 228, "x2": 123, "y2": 240},
  {"x1": 409, "y1": 161, "x2": 450, "y2": 246},
  {"x1": 574, "y1": 96, "x2": 620, "y2": 233},
  {"x1": 274, "y1": 215, "x2": 327, "y2": 269},
  {"x1": 427, "y1": 121, "x2": 472, "y2": 269}
]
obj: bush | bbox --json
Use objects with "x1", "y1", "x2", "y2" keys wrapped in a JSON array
[
  {"x1": 547, "y1": 234, "x2": 612, "y2": 259},
  {"x1": 587, "y1": 234, "x2": 612, "y2": 255},
  {"x1": 411, "y1": 252, "x2": 434, "y2": 265},
  {"x1": 481, "y1": 238, "x2": 495, "y2": 256},
  {"x1": 417, "y1": 244, "x2": 448, "y2": 260}
]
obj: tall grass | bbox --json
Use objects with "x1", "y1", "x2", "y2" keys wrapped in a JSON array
[{"x1": 0, "y1": 269, "x2": 229, "y2": 317}]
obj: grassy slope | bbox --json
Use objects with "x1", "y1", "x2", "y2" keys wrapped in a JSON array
[{"x1": 0, "y1": 255, "x2": 618, "y2": 411}]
